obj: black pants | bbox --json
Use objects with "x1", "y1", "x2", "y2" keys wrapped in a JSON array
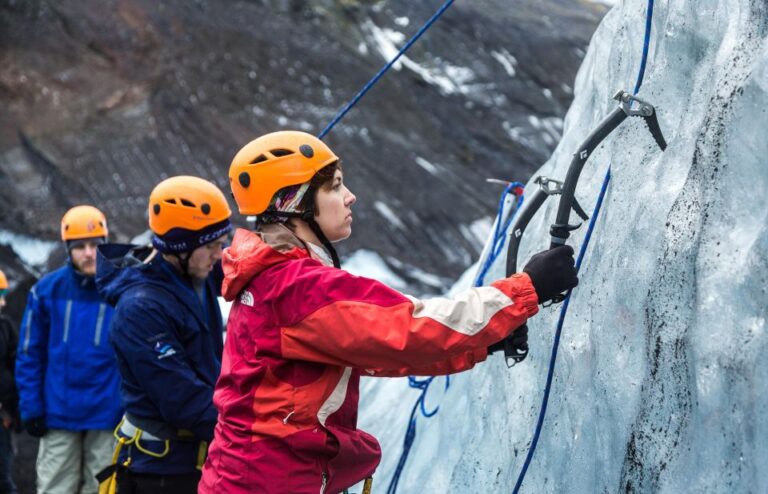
[
  {"x1": 116, "y1": 469, "x2": 201, "y2": 494},
  {"x1": 0, "y1": 426, "x2": 16, "y2": 494}
]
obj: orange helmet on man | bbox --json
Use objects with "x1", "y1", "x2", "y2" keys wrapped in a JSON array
[
  {"x1": 60, "y1": 205, "x2": 109, "y2": 256},
  {"x1": 148, "y1": 176, "x2": 232, "y2": 254}
]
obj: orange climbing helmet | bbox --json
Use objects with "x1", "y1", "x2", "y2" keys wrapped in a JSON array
[
  {"x1": 148, "y1": 176, "x2": 232, "y2": 254},
  {"x1": 60, "y1": 205, "x2": 109, "y2": 242},
  {"x1": 228, "y1": 131, "x2": 339, "y2": 215},
  {"x1": 0, "y1": 269, "x2": 7, "y2": 292}
]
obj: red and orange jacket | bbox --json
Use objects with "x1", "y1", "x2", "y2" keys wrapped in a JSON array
[{"x1": 199, "y1": 224, "x2": 539, "y2": 494}]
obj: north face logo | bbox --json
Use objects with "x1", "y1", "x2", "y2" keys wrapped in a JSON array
[{"x1": 240, "y1": 290, "x2": 254, "y2": 307}]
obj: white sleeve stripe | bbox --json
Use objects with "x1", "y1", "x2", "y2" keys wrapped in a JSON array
[
  {"x1": 316, "y1": 367, "x2": 352, "y2": 427},
  {"x1": 405, "y1": 286, "x2": 515, "y2": 336}
]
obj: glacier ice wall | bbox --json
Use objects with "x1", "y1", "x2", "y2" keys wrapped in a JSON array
[{"x1": 359, "y1": 1, "x2": 768, "y2": 492}]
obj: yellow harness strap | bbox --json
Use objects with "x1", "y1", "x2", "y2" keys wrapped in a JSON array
[
  {"x1": 97, "y1": 419, "x2": 138, "y2": 494},
  {"x1": 342, "y1": 476, "x2": 374, "y2": 494},
  {"x1": 362, "y1": 477, "x2": 374, "y2": 494},
  {"x1": 196, "y1": 441, "x2": 209, "y2": 470}
]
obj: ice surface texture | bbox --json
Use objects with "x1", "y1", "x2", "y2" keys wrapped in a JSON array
[{"x1": 359, "y1": 1, "x2": 768, "y2": 492}]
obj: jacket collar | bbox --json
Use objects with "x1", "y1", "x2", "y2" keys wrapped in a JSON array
[{"x1": 221, "y1": 224, "x2": 314, "y2": 301}]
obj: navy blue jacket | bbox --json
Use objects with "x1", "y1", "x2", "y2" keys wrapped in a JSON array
[
  {"x1": 96, "y1": 244, "x2": 224, "y2": 474},
  {"x1": 16, "y1": 265, "x2": 122, "y2": 430}
]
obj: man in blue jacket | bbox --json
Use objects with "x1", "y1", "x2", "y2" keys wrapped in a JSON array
[
  {"x1": 16, "y1": 206, "x2": 122, "y2": 494},
  {"x1": 96, "y1": 176, "x2": 231, "y2": 494}
]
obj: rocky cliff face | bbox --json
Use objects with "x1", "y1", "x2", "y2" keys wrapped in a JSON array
[{"x1": 0, "y1": 0, "x2": 606, "y2": 298}]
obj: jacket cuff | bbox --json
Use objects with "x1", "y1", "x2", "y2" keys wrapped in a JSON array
[
  {"x1": 472, "y1": 346, "x2": 489, "y2": 363},
  {"x1": 491, "y1": 273, "x2": 539, "y2": 318}
]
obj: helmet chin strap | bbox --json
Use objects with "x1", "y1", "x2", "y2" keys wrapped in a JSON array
[{"x1": 301, "y1": 210, "x2": 341, "y2": 269}]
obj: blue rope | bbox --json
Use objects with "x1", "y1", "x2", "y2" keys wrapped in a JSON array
[
  {"x1": 386, "y1": 376, "x2": 450, "y2": 494},
  {"x1": 475, "y1": 183, "x2": 525, "y2": 286},
  {"x1": 386, "y1": 181, "x2": 523, "y2": 493},
  {"x1": 512, "y1": 168, "x2": 612, "y2": 493},
  {"x1": 318, "y1": 0, "x2": 457, "y2": 139},
  {"x1": 511, "y1": 1, "x2": 655, "y2": 492},
  {"x1": 633, "y1": 0, "x2": 655, "y2": 95}
]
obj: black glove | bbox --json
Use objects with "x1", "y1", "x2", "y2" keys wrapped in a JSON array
[
  {"x1": 488, "y1": 325, "x2": 529, "y2": 363},
  {"x1": 523, "y1": 245, "x2": 579, "y2": 304},
  {"x1": 24, "y1": 417, "x2": 47, "y2": 438}
]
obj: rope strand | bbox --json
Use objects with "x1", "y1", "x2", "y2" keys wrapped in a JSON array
[{"x1": 511, "y1": 1, "x2": 656, "y2": 491}]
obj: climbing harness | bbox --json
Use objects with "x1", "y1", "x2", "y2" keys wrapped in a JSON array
[
  {"x1": 95, "y1": 416, "x2": 208, "y2": 494},
  {"x1": 510, "y1": 1, "x2": 662, "y2": 492}
]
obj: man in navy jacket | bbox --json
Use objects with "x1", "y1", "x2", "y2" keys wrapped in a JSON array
[
  {"x1": 96, "y1": 176, "x2": 231, "y2": 494},
  {"x1": 16, "y1": 206, "x2": 122, "y2": 494}
]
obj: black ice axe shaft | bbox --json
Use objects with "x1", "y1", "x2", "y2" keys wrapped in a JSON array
[
  {"x1": 547, "y1": 90, "x2": 667, "y2": 303},
  {"x1": 493, "y1": 91, "x2": 667, "y2": 366},
  {"x1": 550, "y1": 89, "x2": 667, "y2": 248},
  {"x1": 499, "y1": 177, "x2": 565, "y2": 366},
  {"x1": 500, "y1": 177, "x2": 588, "y2": 366},
  {"x1": 506, "y1": 177, "x2": 582, "y2": 277}
]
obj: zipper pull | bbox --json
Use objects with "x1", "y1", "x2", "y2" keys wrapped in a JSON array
[{"x1": 320, "y1": 472, "x2": 328, "y2": 494}]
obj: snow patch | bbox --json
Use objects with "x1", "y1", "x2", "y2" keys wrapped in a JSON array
[
  {"x1": 0, "y1": 230, "x2": 58, "y2": 267},
  {"x1": 342, "y1": 249, "x2": 407, "y2": 290},
  {"x1": 491, "y1": 49, "x2": 518, "y2": 77},
  {"x1": 414, "y1": 156, "x2": 441, "y2": 175},
  {"x1": 373, "y1": 201, "x2": 407, "y2": 231},
  {"x1": 467, "y1": 217, "x2": 494, "y2": 247},
  {"x1": 364, "y1": 21, "x2": 478, "y2": 96}
]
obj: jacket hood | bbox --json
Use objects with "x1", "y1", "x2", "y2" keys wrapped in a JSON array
[
  {"x1": 221, "y1": 225, "x2": 309, "y2": 301},
  {"x1": 96, "y1": 243, "x2": 168, "y2": 306}
]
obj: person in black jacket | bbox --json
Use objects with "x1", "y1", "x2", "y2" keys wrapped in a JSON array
[{"x1": 0, "y1": 269, "x2": 18, "y2": 494}]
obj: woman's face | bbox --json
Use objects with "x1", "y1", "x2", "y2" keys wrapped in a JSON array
[{"x1": 315, "y1": 169, "x2": 356, "y2": 242}]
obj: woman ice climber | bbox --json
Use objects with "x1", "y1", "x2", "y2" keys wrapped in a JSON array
[{"x1": 199, "y1": 131, "x2": 578, "y2": 493}]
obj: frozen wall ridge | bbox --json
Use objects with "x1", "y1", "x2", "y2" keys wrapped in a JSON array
[
  {"x1": 623, "y1": 4, "x2": 768, "y2": 491},
  {"x1": 359, "y1": 1, "x2": 768, "y2": 493}
]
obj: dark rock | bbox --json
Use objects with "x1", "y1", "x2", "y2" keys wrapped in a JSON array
[{"x1": 0, "y1": 0, "x2": 607, "y2": 293}]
